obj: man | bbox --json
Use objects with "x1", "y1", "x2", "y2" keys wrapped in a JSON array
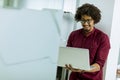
[{"x1": 65, "y1": 3, "x2": 110, "y2": 80}]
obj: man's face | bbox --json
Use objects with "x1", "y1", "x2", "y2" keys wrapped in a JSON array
[{"x1": 80, "y1": 15, "x2": 94, "y2": 32}]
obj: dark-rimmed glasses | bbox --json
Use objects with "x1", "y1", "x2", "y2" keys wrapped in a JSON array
[{"x1": 80, "y1": 19, "x2": 93, "y2": 24}]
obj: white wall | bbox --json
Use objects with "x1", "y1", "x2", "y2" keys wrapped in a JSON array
[
  {"x1": 105, "y1": 0, "x2": 120, "y2": 80},
  {"x1": 0, "y1": 1, "x2": 64, "y2": 80},
  {"x1": 63, "y1": 0, "x2": 77, "y2": 14},
  {"x1": 19, "y1": 0, "x2": 63, "y2": 10},
  {"x1": 0, "y1": 8, "x2": 62, "y2": 80}
]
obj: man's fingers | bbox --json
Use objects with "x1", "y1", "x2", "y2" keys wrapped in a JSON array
[
  {"x1": 69, "y1": 64, "x2": 73, "y2": 68},
  {"x1": 65, "y1": 64, "x2": 71, "y2": 70},
  {"x1": 65, "y1": 64, "x2": 68, "y2": 68}
]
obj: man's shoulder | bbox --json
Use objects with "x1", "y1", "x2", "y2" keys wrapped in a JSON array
[
  {"x1": 71, "y1": 29, "x2": 82, "y2": 34},
  {"x1": 69, "y1": 29, "x2": 82, "y2": 37},
  {"x1": 95, "y1": 28, "x2": 107, "y2": 35},
  {"x1": 95, "y1": 28, "x2": 109, "y2": 38}
]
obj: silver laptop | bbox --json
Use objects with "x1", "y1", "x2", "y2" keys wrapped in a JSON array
[{"x1": 57, "y1": 47, "x2": 90, "y2": 70}]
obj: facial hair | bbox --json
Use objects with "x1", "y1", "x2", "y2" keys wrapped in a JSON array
[{"x1": 83, "y1": 24, "x2": 92, "y2": 33}]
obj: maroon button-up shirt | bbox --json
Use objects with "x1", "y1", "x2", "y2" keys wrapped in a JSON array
[{"x1": 67, "y1": 28, "x2": 110, "y2": 80}]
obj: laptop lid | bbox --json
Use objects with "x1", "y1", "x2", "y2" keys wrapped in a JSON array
[{"x1": 57, "y1": 47, "x2": 90, "y2": 70}]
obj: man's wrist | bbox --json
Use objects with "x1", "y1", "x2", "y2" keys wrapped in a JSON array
[{"x1": 80, "y1": 70, "x2": 85, "y2": 74}]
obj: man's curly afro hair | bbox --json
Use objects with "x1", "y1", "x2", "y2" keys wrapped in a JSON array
[{"x1": 75, "y1": 3, "x2": 101, "y2": 24}]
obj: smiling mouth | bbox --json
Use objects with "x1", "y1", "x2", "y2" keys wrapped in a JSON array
[
  {"x1": 83, "y1": 25, "x2": 90, "y2": 29},
  {"x1": 83, "y1": 26, "x2": 91, "y2": 32}
]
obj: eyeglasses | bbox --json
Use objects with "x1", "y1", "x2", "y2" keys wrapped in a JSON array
[{"x1": 80, "y1": 19, "x2": 93, "y2": 24}]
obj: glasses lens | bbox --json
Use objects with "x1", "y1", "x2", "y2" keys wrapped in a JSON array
[{"x1": 81, "y1": 19, "x2": 92, "y2": 24}]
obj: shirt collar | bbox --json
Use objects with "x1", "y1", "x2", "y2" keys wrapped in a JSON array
[{"x1": 82, "y1": 27, "x2": 95, "y2": 37}]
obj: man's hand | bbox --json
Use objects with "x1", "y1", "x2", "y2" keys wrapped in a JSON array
[
  {"x1": 65, "y1": 64, "x2": 85, "y2": 73},
  {"x1": 65, "y1": 63, "x2": 100, "y2": 73}
]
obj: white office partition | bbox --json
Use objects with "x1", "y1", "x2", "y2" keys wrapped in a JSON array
[{"x1": 0, "y1": 8, "x2": 62, "y2": 80}]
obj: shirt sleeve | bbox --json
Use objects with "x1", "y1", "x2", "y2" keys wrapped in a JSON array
[
  {"x1": 66, "y1": 31, "x2": 74, "y2": 47},
  {"x1": 95, "y1": 34, "x2": 110, "y2": 69}
]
